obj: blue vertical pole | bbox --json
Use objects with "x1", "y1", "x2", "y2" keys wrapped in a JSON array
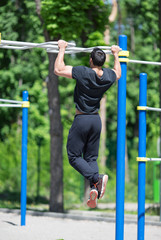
[
  {"x1": 116, "y1": 35, "x2": 127, "y2": 240},
  {"x1": 138, "y1": 73, "x2": 147, "y2": 240},
  {"x1": 21, "y1": 91, "x2": 29, "y2": 226}
]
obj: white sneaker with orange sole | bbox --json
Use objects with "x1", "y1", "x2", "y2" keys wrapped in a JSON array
[{"x1": 87, "y1": 189, "x2": 98, "y2": 208}]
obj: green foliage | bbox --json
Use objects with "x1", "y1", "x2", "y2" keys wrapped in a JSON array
[
  {"x1": 41, "y1": 0, "x2": 109, "y2": 41},
  {"x1": 0, "y1": 0, "x2": 50, "y2": 200}
]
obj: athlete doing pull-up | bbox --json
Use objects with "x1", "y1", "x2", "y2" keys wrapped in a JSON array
[{"x1": 54, "y1": 40, "x2": 121, "y2": 208}]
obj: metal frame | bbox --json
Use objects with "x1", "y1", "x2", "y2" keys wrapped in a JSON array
[{"x1": 0, "y1": 92, "x2": 29, "y2": 226}]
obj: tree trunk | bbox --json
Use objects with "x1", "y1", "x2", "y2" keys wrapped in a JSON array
[
  {"x1": 99, "y1": 0, "x2": 118, "y2": 167},
  {"x1": 47, "y1": 53, "x2": 64, "y2": 212},
  {"x1": 117, "y1": 0, "x2": 122, "y2": 35},
  {"x1": 35, "y1": 0, "x2": 64, "y2": 212}
]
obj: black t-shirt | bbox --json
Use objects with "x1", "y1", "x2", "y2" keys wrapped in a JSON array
[{"x1": 72, "y1": 66, "x2": 116, "y2": 113}]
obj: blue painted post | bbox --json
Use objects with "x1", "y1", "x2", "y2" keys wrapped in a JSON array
[
  {"x1": 21, "y1": 91, "x2": 29, "y2": 226},
  {"x1": 116, "y1": 35, "x2": 127, "y2": 240},
  {"x1": 138, "y1": 73, "x2": 147, "y2": 240}
]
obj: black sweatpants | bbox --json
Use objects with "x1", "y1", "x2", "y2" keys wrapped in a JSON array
[{"x1": 67, "y1": 114, "x2": 102, "y2": 187}]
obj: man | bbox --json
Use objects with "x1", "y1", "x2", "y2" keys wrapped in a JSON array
[{"x1": 54, "y1": 40, "x2": 121, "y2": 208}]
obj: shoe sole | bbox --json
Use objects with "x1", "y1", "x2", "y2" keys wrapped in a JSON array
[
  {"x1": 99, "y1": 175, "x2": 108, "y2": 199},
  {"x1": 87, "y1": 189, "x2": 98, "y2": 208}
]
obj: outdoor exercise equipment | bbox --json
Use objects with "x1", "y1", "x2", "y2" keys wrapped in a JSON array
[
  {"x1": 1, "y1": 32, "x2": 161, "y2": 240},
  {"x1": 137, "y1": 73, "x2": 161, "y2": 240},
  {"x1": 0, "y1": 91, "x2": 29, "y2": 226},
  {"x1": 118, "y1": 36, "x2": 161, "y2": 240},
  {"x1": 0, "y1": 37, "x2": 115, "y2": 55}
]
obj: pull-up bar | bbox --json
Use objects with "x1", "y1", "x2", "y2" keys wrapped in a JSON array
[
  {"x1": 0, "y1": 33, "x2": 122, "y2": 54},
  {"x1": 1, "y1": 33, "x2": 161, "y2": 66},
  {"x1": 0, "y1": 38, "x2": 114, "y2": 54}
]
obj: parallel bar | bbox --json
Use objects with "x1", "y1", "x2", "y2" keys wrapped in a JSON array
[
  {"x1": 47, "y1": 46, "x2": 115, "y2": 54},
  {"x1": 129, "y1": 59, "x2": 161, "y2": 66},
  {"x1": 0, "y1": 40, "x2": 75, "y2": 47},
  {"x1": 47, "y1": 49, "x2": 112, "y2": 54},
  {"x1": 146, "y1": 158, "x2": 161, "y2": 161},
  {"x1": 21, "y1": 91, "x2": 29, "y2": 226},
  {"x1": 1, "y1": 39, "x2": 161, "y2": 65},
  {"x1": 146, "y1": 107, "x2": 161, "y2": 112},
  {"x1": 0, "y1": 104, "x2": 22, "y2": 107},
  {"x1": 0, "y1": 39, "x2": 122, "y2": 54},
  {"x1": 138, "y1": 73, "x2": 147, "y2": 240},
  {"x1": 116, "y1": 35, "x2": 127, "y2": 240},
  {"x1": 118, "y1": 58, "x2": 161, "y2": 66},
  {"x1": 0, "y1": 40, "x2": 75, "y2": 51},
  {"x1": 0, "y1": 98, "x2": 22, "y2": 103}
]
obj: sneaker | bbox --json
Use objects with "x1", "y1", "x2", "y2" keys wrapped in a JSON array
[
  {"x1": 87, "y1": 188, "x2": 98, "y2": 208},
  {"x1": 94, "y1": 174, "x2": 108, "y2": 199}
]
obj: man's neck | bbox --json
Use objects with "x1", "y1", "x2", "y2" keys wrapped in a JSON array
[{"x1": 91, "y1": 66, "x2": 103, "y2": 77}]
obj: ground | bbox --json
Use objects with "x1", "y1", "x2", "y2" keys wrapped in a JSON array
[{"x1": 0, "y1": 207, "x2": 161, "y2": 240}]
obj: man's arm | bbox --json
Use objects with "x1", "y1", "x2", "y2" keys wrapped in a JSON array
[
  {"x1": 54, "y1": 40, "x2": 73, "y2": 79},
  {"x1": 111, "y1": 45, "x2": 121, "y2": 80}
]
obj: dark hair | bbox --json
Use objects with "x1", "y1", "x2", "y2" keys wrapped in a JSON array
[{"x1": 90, "y1": 48, "x2": 106, "y2": 66}]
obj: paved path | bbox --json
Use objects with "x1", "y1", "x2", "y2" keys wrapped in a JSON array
[{"x1": 0, "y1": 208, "x2": 161, "y2": 240}]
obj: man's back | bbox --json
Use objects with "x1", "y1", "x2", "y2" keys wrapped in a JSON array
[{"x1": 72, "y1": 66, "x2": 116, "y2": 113}]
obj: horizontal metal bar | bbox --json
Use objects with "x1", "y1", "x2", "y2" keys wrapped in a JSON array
[
  {"x1": 137, "y1": 106, "x2": 161, "y2": 112},
  {"x1": 47, "y1": 49, "x2": 112, "y2": 54},
  {"x1": 0, "y1": 39, "x2": 121, "y2": 54},
  {"x1": 47, "y1": 45, "x2": 114, "y2": 54},
  {"x1": 0, "y1": 40, "x2": 75, "y2": 47},
  {"x1": 0, "y1": 98, "x2": 23, "y2": 104},
  {"x1": 0, "y1": 40, "x2": 76, "y2": 51},
  {"x1": 137, "y1": 157, "x2": 161, "y2": 162},
  {"x1": 129, "y1": 59, "x2": 161, "y2": 66},
  {"x1": 146, "y1": 106, "x2": 161, "y2": 112},
  {"x1": 147, "y1": 158, "x2": 161, "y2": 161},
  {"x1": 0, "y1": 104, "x2": 22, "y2": 107}
]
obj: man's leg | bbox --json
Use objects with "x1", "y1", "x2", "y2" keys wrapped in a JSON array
[
  {"x1": 67, "y1": 115, "x2": 98, "y2": 183},
  {"x1": 83, "y1": 114, "x2": 102, "y2": 187},
  {"x1": 83, "y1": 114, "x2": 108, "y2": 201}
]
